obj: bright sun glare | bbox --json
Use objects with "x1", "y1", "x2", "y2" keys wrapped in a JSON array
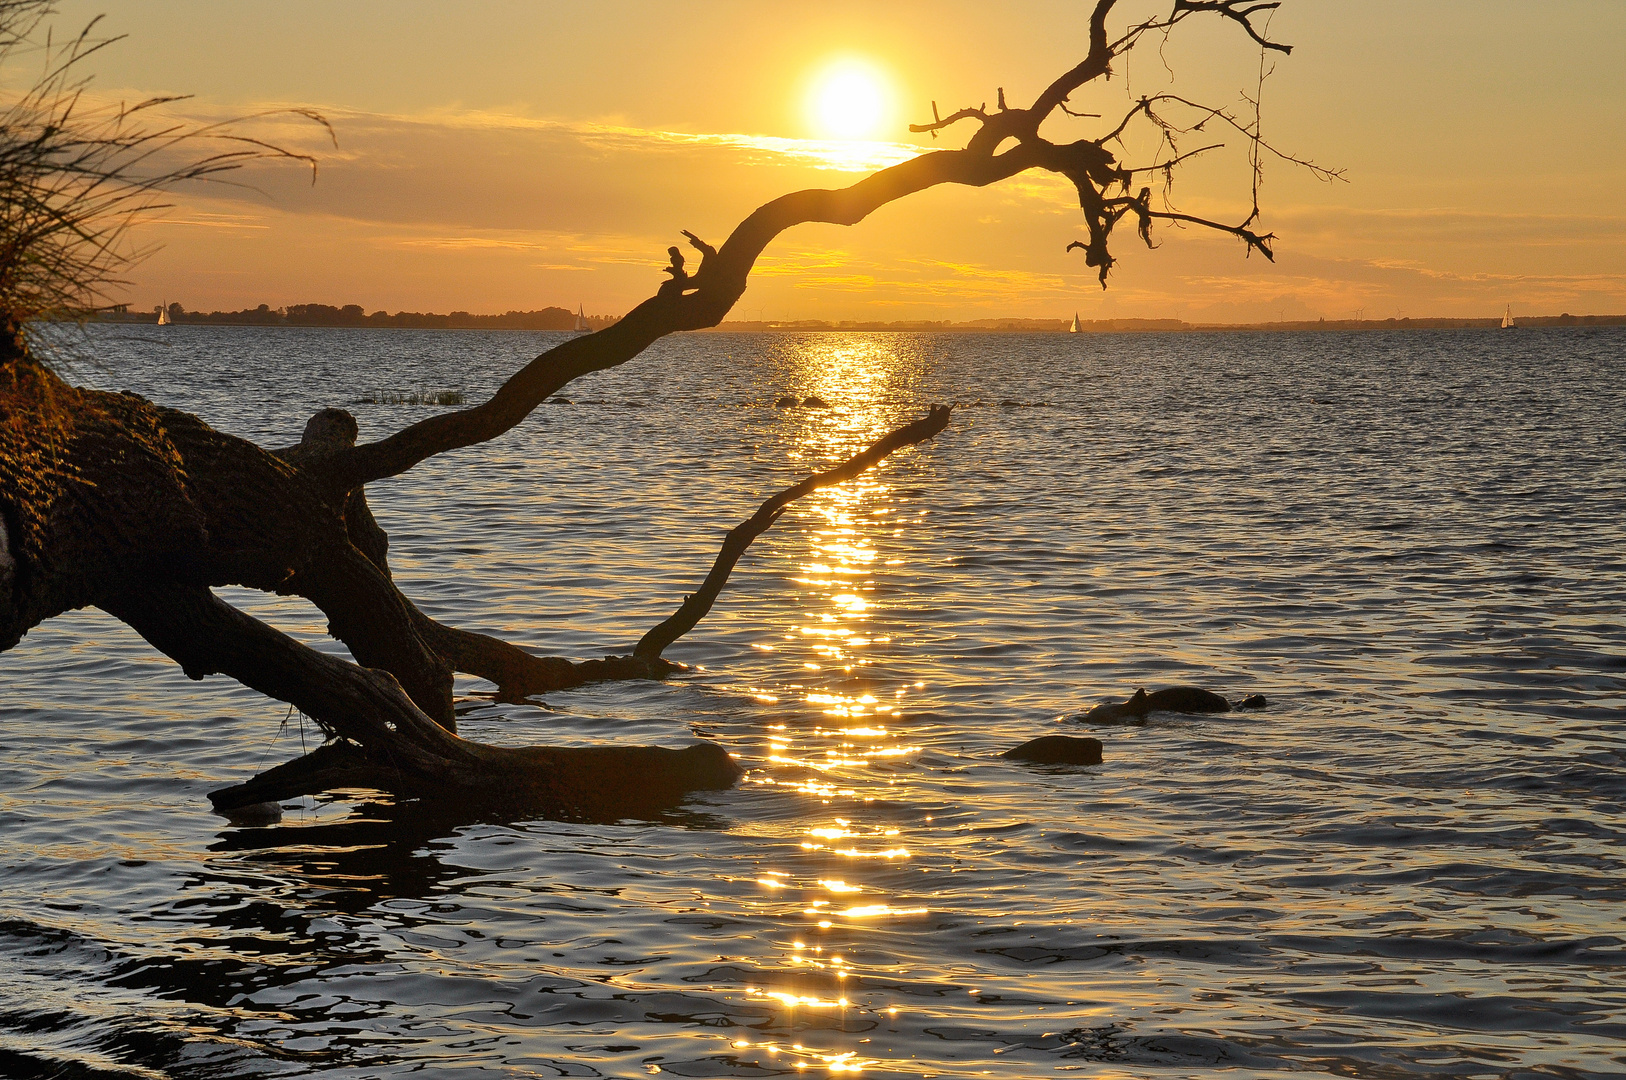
[{"x1": 809, "y1": 61, "x2": 890, "y2": 140}]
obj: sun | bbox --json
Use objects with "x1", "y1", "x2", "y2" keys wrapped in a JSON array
[{"x1": 808, "y1": 60, "x2": 892, "y2": 140}]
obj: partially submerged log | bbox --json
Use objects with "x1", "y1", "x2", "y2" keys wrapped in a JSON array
[{"x1": 100, "y1": 581, "x2": 742, "y2": 816}]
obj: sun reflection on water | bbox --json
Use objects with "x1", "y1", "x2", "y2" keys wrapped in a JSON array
[{"x1": 709, "y1": 336, "x2": 951, "y2": 1073}]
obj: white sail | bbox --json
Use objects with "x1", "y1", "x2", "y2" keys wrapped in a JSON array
[
  {"x1": 1501, "y1": 305, "x2": 1514, "y2": 330},
  {"x1": 1069, "y1": 312, "x2": 1081, "y2": 333},
  {"x1": 156, "y1": 304, "x2": 171, "y2": 326},
  {"x1": 574, "y1": 305, "x2": 587, "y2": 332}
]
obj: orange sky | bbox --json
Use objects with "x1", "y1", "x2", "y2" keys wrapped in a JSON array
[{"x1": 35, "y1": 0, "x2": 1626, "y2": 322}]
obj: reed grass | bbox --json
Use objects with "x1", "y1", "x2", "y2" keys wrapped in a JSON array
[{"x1": 0, "y1": 0, "x2": 328, "y2": 357}]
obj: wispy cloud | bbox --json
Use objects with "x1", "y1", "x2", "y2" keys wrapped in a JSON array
[{"x1": 113, "y1": 94, "x2": 1626, "y2": 319}]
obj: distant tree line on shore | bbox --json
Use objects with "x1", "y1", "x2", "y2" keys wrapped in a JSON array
[
  {"x1": 95, "y1": 304, "x2": 1625, "y2": 333},
  {"x1": 715, "y1": 313, "x2": 1626, "y2": 333},
  {"x1": 102, "y1": 302, "x2": 619, "y2": 331}
]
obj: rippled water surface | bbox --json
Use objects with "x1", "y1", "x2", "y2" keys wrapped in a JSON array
[{"x1": 3, "y1": 326, "x2": 1624, "y2": 1079}]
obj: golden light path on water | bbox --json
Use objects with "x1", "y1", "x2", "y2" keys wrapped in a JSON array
[{"x1": 725, "y1": 336, "x2": 943, "y2": 1075}]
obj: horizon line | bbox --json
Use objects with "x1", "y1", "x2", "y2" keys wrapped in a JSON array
[{"x1": 103, "y1": 303, "x2": 1626, "y2": 333}]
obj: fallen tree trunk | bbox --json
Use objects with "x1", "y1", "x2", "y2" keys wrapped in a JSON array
[{"x1": 2, "y1": 0, "x2": 1319, "y2": 819}]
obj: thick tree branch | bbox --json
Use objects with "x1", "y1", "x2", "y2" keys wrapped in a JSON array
[
  {"x1": 321, "y1": 144, "x2": 1049, "y2": 490},
  {"x1": 282, "y1": 541, "x2": 457, "y2": 729},
  {"x1": 357, "y1": 409, "x2": 954, "y2": 699}
]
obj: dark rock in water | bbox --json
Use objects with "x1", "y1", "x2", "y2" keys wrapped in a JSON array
[
  {"x1": 774, "y1": 395, "x2": 798, "y2": 408},
  {"x1": 1002, "y1": 735, "x2": 1103, "y2": 765},
  {"x1": 1081, "y1": 686, "x2": 1234, "y2": 724},
  {"x1": 1239, "y1": 694, "x2": 1268, "y2": 709},
  {"x1": 802, "y1": 395, "x2": 830, "y2": 409}
]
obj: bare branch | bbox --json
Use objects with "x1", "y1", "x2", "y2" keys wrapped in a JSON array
[
  {"x1": 1177, "y1": 0, "x2": 1291, "y2": 54},
  {"x1": 1058, "y1": 102, "x2": 1102, "y2": 120},
  {"x1": 1080, "y1": 199, "x2": 1278, "y2": 260},
  {"x1": 1111, "y1": 0, "x2": 1291, "y2": 56},
  {"x1": 681, "y1": 229, "x2": 716, "y2": 263},
  {"x1": 1101, "y1": 93, "x2": 1343, "y2": 182},
  {"x1": 315, "y1": 0, "x2": 1330, "y2": 487},
  {"x1": 634, "y1": 406, "x2": 952, "y2": 660},
  {"x1": 1120, "y1": 142, "x2": 1224, "y2": 175}
]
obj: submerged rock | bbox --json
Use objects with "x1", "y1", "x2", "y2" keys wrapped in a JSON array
[
  {"x1": 801, "y1": 395, "x2": 830, "y2": 409},
  {"x1": 1239, "y1": 694, "x2": 1268, "y2": 709},
  {"x1": 1081, "y1": 686, "x2": 1235, "y2": 724},
  {"x1": 774, "y1": 395, "x2": 798, "y2": 408},
  {"x1": 1002, "y1": 735, "x2": 1103, "y2": 765}
]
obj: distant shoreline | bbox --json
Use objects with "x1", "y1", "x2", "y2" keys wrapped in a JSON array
[
  {"x1": 99, "y1": 303, "x2": 615, "y2": 333},
  {"x1": 710, "y1": 314, "x2": 1626, "y2": 333},
  {"x1": 98, "y1": 307, "x2": 1626, "y2": 333}
]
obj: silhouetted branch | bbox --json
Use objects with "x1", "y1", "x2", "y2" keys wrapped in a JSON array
[
  {"x1": 1057, "y1": 103, "x2": 1102, "y2": 120},
  {"x1": 317, "y1": 0, "x2": 1331, "y2": 490},
  {"x1": 1077, "y1": 201, "x2": 1277, "y2": 261},
  {"x1": 100, "y1": 581, "x2": 740, "y2": 815},
  {"x1": 1125, "y1": 92, "x2": 1343, "y2": 181},
  {"x1": 634, "y1": 405, "x2": 952, "y2": 660},
  {"x1": 1111, "y1": 0, "x2": 1290, "y2": 56},
  {"x1": 1122, "y1": 142, "x2": 1224, "y2": 175},
  {"x1": 1178, "y1": 1, "x2": 1290, "y2": 54}
]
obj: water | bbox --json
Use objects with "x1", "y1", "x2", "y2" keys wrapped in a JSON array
[{"x1": 3, "y1": 325, "x2": 1624, "y2": 1079}]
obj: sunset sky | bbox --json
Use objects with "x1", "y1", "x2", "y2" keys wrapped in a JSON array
[{"x1": 38, "y1": 0, "x2": 1626, "y2": 322}]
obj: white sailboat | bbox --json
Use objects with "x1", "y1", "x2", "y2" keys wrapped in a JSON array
[
  {"x1": 1500, "y1": 305, "x2": 1516, "y2": 330},
  {"x1": 573, "y1": 305, "x2": 589, "y2": 333},
  {"x1": 156, "y1": 303, "x2": 171, "y2": 326},
  {"x1": 1068, "y1": 312, "x2": 1081, "y2": 333}
]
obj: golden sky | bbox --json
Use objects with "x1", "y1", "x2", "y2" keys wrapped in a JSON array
[{"x1": 39, "y1": 0, "x2": 1626, "y2": 321}]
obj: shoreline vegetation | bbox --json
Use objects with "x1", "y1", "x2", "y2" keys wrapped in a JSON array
[
  {"x1": 103, "y1": 303, "x2": 620, "y2": 332},
  {"x1": 101, "y1": 304, "x2": 1626, "y2": 333}
]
